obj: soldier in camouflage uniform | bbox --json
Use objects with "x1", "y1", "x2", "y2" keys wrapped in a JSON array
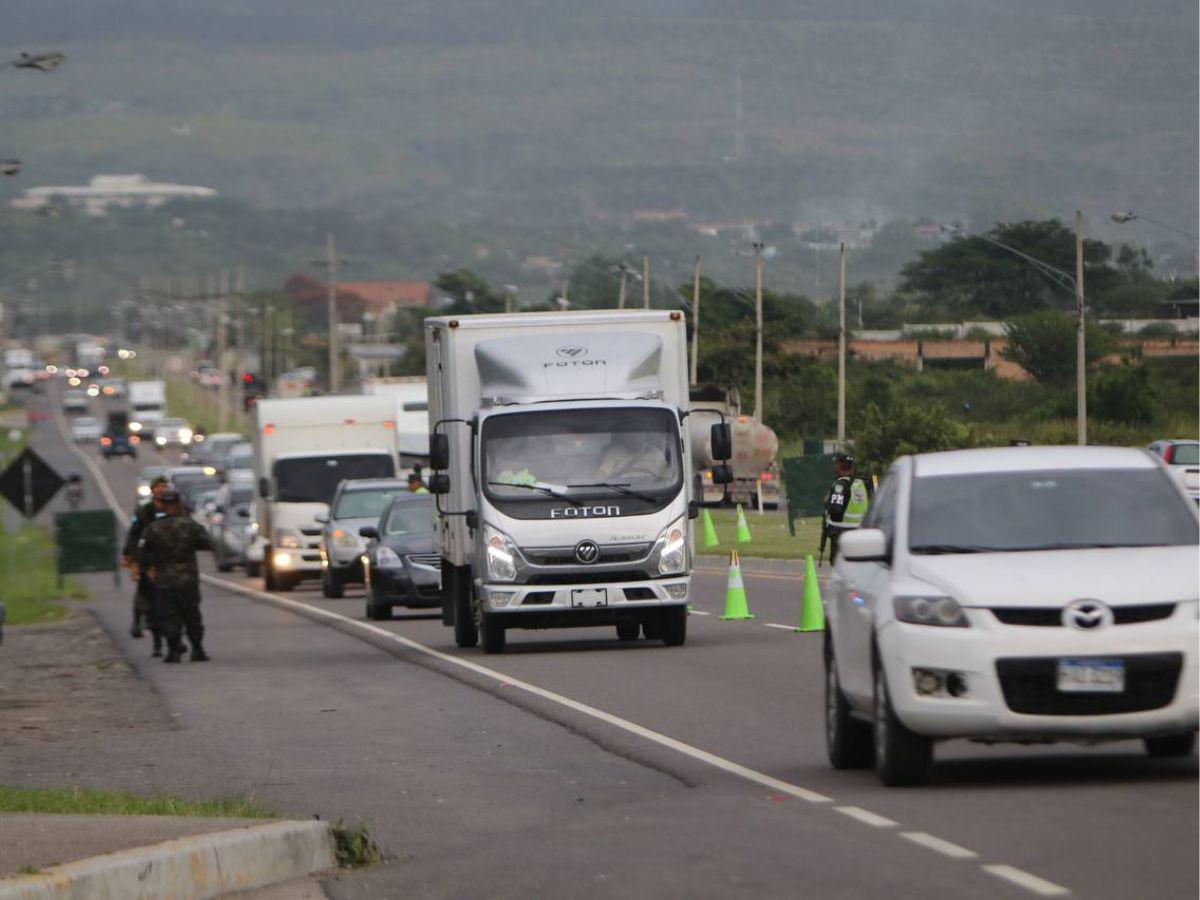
[
  {"x1": 138, "y1": 490, "x2": 215, "y2": 663},
  {"x1": 123, "y1": 476, "x2": 169, "y2": 655}
]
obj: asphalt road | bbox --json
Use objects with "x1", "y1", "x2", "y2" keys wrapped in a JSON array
[{"x1": 22, "y1": 385, "x2": 1199, "y2": 898}]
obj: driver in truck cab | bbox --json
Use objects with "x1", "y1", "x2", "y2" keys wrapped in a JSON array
[{"x1": 596, "y1": 431, "x2": 666, "y2": 480}]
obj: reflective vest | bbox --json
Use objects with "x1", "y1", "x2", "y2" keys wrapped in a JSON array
[{"x1": 842, "y1": 478, "x2": 870, "y2": 527}]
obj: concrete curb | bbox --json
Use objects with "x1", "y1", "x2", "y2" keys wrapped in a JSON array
[{"x1": 0, "y1": 819, "x2": 336, "y2": 900}]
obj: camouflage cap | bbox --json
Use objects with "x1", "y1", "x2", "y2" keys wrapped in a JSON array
[{"x1": 150, "y1": 476, "x2": 170, "y2": 487}]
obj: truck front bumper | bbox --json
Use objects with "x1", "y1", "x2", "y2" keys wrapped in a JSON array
[{"x1": 479, "y1": 577, "x2": 689, "y2": 623}]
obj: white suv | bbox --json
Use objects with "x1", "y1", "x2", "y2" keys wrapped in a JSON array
[{"x1": 825, "y1": 445, "x2": 1199, "y2": 786}]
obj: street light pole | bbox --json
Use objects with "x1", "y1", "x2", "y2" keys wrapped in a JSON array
[
  {"x1": 617, "y1": 266, "x2": 627, "y2": 310},
  {"x1": 326, "y1": 231, "x2": 340, "y2": 394},
  {"x1": 837, "y1": 242, "x2": 846, "y2": 448},
  {"x1": 642, "y1": 255, "x2": 650, "y2": 309},
  {"x1": 753, "y1": 242, "x2": 764, "y2": 422},
  {"x1": 690, "y1": 255, "x2": 701, "y2": 385},
  {"x1": 1075, "y1": 210, "x2": 1086, "y2": 446}
]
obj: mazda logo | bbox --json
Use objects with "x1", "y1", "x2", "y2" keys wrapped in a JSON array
[
  {"x1": 556, "y1": 345, "x2": 588, "y2": 358},
  {"x1": 1062, "y1": 599, "x2": 1113, "y2": 631},
  {"x1": 574, "y1": 540, "x2": 600, "y2": 564}
]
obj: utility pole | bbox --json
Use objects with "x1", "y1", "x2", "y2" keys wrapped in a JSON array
[
  {"x1": 561, "y1": 278, "x2": 569, "y2": 309},
  {"x1": 235, "y1": 265, "x2": 246, "y2": 419},
  {"x1": 837, "y1": 243, "x2": 847, "y2": 447},
  {"x1": 642, "y1": 255, "x2": 650, "y2": 309},
  {"x1": 326, "y1": 231, "x2": 340, "y2": 393},
  {"x1": 617, "y1": 265, "x2": 628, "y2": 309},
  {"x1": 690, "y1": 255, "x2": 701, "y2": 385},
  {"x1": 1075, "y1": 210, "x2": 1086, "y2": 446},
  {"x1": 216, "y1": 269, "x2": 230, "y2": 432},
  {"x1": 753, "y1": 242, "x2": 764, "y2": 422}
]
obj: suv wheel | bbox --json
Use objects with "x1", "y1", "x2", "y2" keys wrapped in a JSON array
[
  {"x1": 322, "y1": 567, "x2": 345, "y2": 599},
  {"x1": 874, "y1": 664, "x2": 932, "y2": 786},
  {"x1": 825, "y1": 637, "x2": 873, "y2": 769}
]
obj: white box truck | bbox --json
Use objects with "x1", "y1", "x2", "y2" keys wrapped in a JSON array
[
  {"x1": 425, "y1": 309, "x2": 732, "y2": 653},
  {"x1": 127, "y1": 380, "x2": 166, "y2": 438},
  {"x1": 253, "y1": 395, "x2": 399, "y2": 590},
  {"x1": 362, "y1": 376, "x2": 429, "y2": 469}
]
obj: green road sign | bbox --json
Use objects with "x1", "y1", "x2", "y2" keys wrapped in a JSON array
[{"x1": 54, "y1": 509, "x2": 119, "y2": 587}]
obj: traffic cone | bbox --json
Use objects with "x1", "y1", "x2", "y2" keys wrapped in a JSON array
[
  {"x1": 735, "y1": 504, "x2": 752, "y2": 544},
  {"x1": 701, "y1": 507, "x2": 719, "y2": 549},
  {"x1": 719, "y1": 551, "x2": 755, "y2": 620},
  {"x1": 796, "y1": 554, "x2": 825, "y2": 632}
]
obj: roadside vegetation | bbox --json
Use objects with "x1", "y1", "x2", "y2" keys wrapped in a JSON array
[
  {"x1": 165, "y1": 376, "x2": 246, "y2": 437},
  {"x1": 0, "y1": 526, "x2": 87, "y2": 625},
  {"x1": 695, "y1": 508, "x2": 822, "y2": 561},
  {"x1": 0, "y1": 786, "x2": 272, "y2": 818}
]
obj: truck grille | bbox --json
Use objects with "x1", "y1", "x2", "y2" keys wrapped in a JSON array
[
  {"x1": 522, "y1": 543, "x2": 652, "y2": 567},
  {"x1": 995, "y1": 653, "x2": 1183, "y2": 716},
  {"x1": 990, "y1": 604, "x2": 1175, "y2": 627}
]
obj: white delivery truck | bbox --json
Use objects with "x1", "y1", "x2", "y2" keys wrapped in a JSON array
[
  {"x1": 127, "y1": 380, "x2": 166, "y2": 438},
  {"x1": 425, "y1": 309, "x2": 732, "y2": 653},
  {"x1": 361, "y1": 376, "x2": 429, "y2": 469},
  {"x1": 253, "y1": 395, "x2": 399, "y2": 590}
]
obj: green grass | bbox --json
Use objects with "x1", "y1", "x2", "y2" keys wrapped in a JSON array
[
  {"x1": 695, "y1": 507, "x2": 823, "y2": 560},
  {"x1": 165, "y1": 376, "x2": 246, "y2": 437},
  {"x1": 0, "y1": 786, "x2": 273, "y2": 818},
  {"x1": 0, "y1": 526, "x2": 88, "y2": 625}
]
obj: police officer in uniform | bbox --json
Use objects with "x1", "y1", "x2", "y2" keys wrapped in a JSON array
[
  {"x1": 137, "y1": 490, "x2": 215, "y2": 663},
  {"x1": 122, "y1": 476, "x2": 169, "y2": 654},
  {"x1": 407, "y1": 470, "x2": 429, "y2": 493},
  {"x1": 824, "y1": 454, "x2": 872, "y2": 564}
]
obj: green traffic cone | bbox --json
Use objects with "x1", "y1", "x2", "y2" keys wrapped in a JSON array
[
  {"x1": 719, "y1": 551, "x2": 755, "y2": 620},
  {"x1": 735, "y1": 503, "x2": 752, "y2": 544},
  {"x1": 701, "y1": 507, "x2": 720, "y2": 549},
  {"x1": 796, "y1": 553, "x2": 825, "y2": 632}
]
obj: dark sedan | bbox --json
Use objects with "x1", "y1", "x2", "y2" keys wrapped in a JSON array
[{"x1": 360, "y1": 494, "x2": 440, "y2": 620}]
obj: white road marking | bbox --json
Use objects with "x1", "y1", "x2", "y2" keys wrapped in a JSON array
[
  {"x1": 689, "y1": 610, "x2": 711, "y2": 616},
  {"x1": 763, "y1": 623, "x2": 794, "y2": 630},
  {"x1": 901, "y1": 832, "x2": 978, "y2": 860},
  {"x1": 834, "y1": 806, "x2": 897, "y2": 828},
  {"x1": 983, "y1": 865, "x2": 1071, "y2": 897}
]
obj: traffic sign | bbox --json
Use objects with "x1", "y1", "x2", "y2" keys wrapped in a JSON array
[{"x1": 0, "y1": 446, "x2": 65, "y2": 518}]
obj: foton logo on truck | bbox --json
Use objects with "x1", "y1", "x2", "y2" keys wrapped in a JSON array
[
  {"x1": 550, "y1": 505, "x2": 621, "y2": 519},
  {"x1": 545, "y1": 346, "x2": 606, "y2": 368}
]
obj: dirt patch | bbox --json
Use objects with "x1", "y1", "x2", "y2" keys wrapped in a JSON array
[{"x1": 0, "y1": 611, "x2": 173, "y2": 745}]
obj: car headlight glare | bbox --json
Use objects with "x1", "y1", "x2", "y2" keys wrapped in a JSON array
[
  {"x1": 656, "y1": 515, "x2": 688, "y2": 575},
  {"x1": 155, "y1": 436, "x2": 166, "y2": 446},
  {"x1": 484, "y1": 525, "x2": 518, "y2": 582},
  {"x1": 137, "y1": 484, "x2": 151, "y2": 497},
  {"x1": 331, "y1": 528, "x2": 360, "y2": 549},
  {"x1": 894, "y1": 595, "x2": 968, "y2": 628},
  {"x1": 375, "y1": 546, "x2": 402, "y2": 567},
  {"x1": 128, "y1": 421, "x2": 142, "y2": 432}
]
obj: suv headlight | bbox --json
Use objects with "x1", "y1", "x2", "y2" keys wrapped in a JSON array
[
  {"x1": 375, "y1": 546, "x2": 401, "y2": 567},
  {"x1": 484, "y1": 524, "x2": 518, "y2": 582},
  {"x1": 331, "y1": 528, "x2": 359, "y2": 549},
  {"x1": 894, "y1": 595, "x2": 969, "y2": 628},
  {"x1": 655, "y1": 515, "x2": 688, "y2": 576},
  {"x1": 275, "y1": 529, "x2": 302, "y2": 549}
]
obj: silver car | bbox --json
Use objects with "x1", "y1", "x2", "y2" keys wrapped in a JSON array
[
  {"x1": 71, "y1": 416, "x2": 103, "y2": 442},
  {"x1": 319, "y1": 478, "x2": 410, "y2": 598},
  {"x1": 212, "y1": 480, "x2": 257, "y2": 572}
]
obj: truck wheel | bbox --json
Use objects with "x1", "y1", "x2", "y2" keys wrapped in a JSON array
[
  {"x1": 1144, "y1": 731, "x2": 1196, "y2": 758},
  {"x1": 825, "y1": 636, "x2": 873, "y2": 769},
  {"x1": 322, "y1": 568, "x2": 345, "y2": 599},
  {"x1": 454, "y1": 580, "x2": 478, "y2": 648},
  {"x1": 616, "y1": 621, "x2": 640, "y2": 641},
  {"x1": 263, "y1": 551, "x2": 277, "y2": 590},
  {"x1": 217, "y1": 558, "x2": 234, "y2": 573},
  {"x1": 660, "y1": 607, "x2": 687, "y2": 646},
  {"x1": 641, "y1": 617, "x2": 663, "y2": 640},
  {"x1": 246, "y1": 561, "x2": 262, "y2": 578},
  {"x1": 874, "y1": 664, "x2": 933, "y2": 786},
  {"x1": 366, "y1": 599, "x2": 393, "y2": 621},
  {"x1": 475, "y1": 588, "x2": 505, "y2": 654},
  {"x1": 276, "y1": 574, "x2": 296, "y2": 593}
]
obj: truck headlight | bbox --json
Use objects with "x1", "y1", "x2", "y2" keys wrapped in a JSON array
[
  {"x1": 331, "y1": 528, "x2": 359, "y2": 549},
  {"x1": 894, "y1": 596, "x2": 969, "y2": 628},
  {"x1": 484, "y1": 525, "x2": 518, "y2": 582},
  {"x1": 128, "y1": 421, "x2": 142, "y2": 433},
  {"x1": 375, "y1": 546, "x2": 402, "y2": 567},
  {"x1": 656, "y1": 515, "x2": 687, "y2": 575},
  {"x1": 276, "y1": 530, "x2": 302, "y2": 550},
  {"x1": 179, "y1": 428, "x2": 193, "y2": 443},
  {"x1": 155, "y1": 435, "x2": 166, "y2": 446}
]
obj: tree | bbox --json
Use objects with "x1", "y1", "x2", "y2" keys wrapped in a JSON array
[
  {"x1": 1092, "y1": 365, "x2": 1160, "y2": 426},
  {"x1": 853, "y1": 399, "x2": 971, "y2": 476},
  {"x1": 1001, "y1": 311, "x2": 1113, "y2": 385},
  {"x1": 434, "y1": 270, "x2": 506, "y2": 314}
]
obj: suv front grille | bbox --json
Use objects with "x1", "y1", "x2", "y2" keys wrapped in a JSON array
[
  {"x1": 995, "y1": 653, "x2": 1183, "y2": 716},
  {"x1": 407, "y1": 554, "x2": 441, "y2": 568},
  {"x1": 990, "y1": 604, "x2": 1176, "y2": 627}
]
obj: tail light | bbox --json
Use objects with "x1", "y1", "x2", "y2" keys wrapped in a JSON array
[
  {"x1": 760, "y1": 471, "x2": 774, "y2": 481},
  {"x1": 264, "y1": 424, "x2": 275, "y2": 435},
  {"x1": 101, "y1": 436, "x2": 112, "y2": 446}
]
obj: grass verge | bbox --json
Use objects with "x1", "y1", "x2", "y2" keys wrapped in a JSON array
[
  {"x1": 166, "y1": 376, "x2": 246, "y2": 437},
  {"x1": 0, "y1": 526, "x2": 87, "y2": 625},
  {"x1": 693, "y1": 507, "x2": 823, "y2": 560},
  {"x1": 332, "y1": 820, "x2": 381, "y2": 867},
  {"x1": 0, "y1": 786, "x2": 273, "y2": 818}
]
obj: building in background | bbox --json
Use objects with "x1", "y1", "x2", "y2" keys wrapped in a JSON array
[{"x1": 10, "y1": 174, "x2": 216, "y2": 216}]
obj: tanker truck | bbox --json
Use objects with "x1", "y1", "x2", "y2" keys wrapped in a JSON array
[
  {"x1": 688, "y1": 384, "x2": 781, "y2": 509},
  {"x1": 425, "y1": 309, "x2": 733, "y2": 654}
]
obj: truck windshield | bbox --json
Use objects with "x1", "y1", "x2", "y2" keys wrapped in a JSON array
[
  {"x1": 909, "y1": 468, "x2": 1199, "y2": 553},
  {"x1": 482, "y1": 408, "x2": 682, "y2": 510},
  {"x1": 274, "y1": 454, "x2": 395, "y2": 505}
]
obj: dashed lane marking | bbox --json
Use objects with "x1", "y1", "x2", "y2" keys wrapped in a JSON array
[
  {"x1": 901, "y1": 832, "x2": 978, "y2": 860},
  {"x1": 689, "y1": 610, "x2": 711, "y2": 616},
  {"x1": 835, "y1": 806, "x2": 897, "y2": 828},
  {"x1": 982, "y1": 865, "x2": 1071, "y2": 897},
  {"x1": 763, "y1": 623, "x2": 794, "y2": 630}
]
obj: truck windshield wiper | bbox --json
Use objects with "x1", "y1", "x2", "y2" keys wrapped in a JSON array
[
  {"x1": 487, "y1": 481, "x2": 583, "y2": 505},
  {"x1": 909, "y1": 544, "x2": 996, "y2": 555},
  {"x1": 567, "y1": 482, "x2": 660, "y2": 503}
]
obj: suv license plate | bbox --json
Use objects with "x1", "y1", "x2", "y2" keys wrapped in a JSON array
[
  {"x1": 1057, "y1": 658, "x2": 1125, "y2": 693},
  {"x1": 571, "y1": 589, "x2": 608, "y2": 608}
]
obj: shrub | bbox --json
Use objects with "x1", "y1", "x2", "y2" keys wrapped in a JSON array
[
  {"x1": 1091, "y1": 364, "x2": 1160, "y2": 426},
  {"x1": 854, "y1": 398, "x2": 972, "y2": 474}
]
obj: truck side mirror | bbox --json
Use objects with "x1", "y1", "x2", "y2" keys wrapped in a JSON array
[
  {"x1": 711, "y1": 463, "x2": 733, "y2": 486},
  {"x1": 710, "y1": 423, "x2": 732, "y2": 461},
  {"x1": 687, "y1": 500, "x2": 700, "y2": 520},
  {"x1": 429, "y1": 433, "x2": 450, "y2": 470},
  {"x1": 258, "y1": 476, "x2": 270, "y2": 498},
  {"x1": 429, "y1": 473, "x2": 451, "y2": 495}
]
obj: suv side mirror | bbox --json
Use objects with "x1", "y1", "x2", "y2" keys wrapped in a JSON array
[
  {"x1": 258, "y1": 476, "x2": 270, "y2": 498},
  {"x1": 710, "y1": 423, "x2": 732, "y2": 461},
  {"x1": 711, "y1": 463, "x2": 733, "y2": 486},
  {"x1": 429, "y1": 433, "x2": 450, "y2": 470},
  {"x1": 429, "y1": 473, "x2": 451, "y2": 495},
  {"x1": 359, "y1": 525, "x2": 379, "y2": 539},
  {"x1": 314, "y1": 513, "x2": 329, "y2": 524},
  {"x1": 839, "y1": 528, "x2": 889, "y2": 563}
]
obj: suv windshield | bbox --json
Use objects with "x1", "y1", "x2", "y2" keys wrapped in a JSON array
[
  {"x1": 909, "y1": 468, "x2": 1198, "y2": 553},
  {"x1": 385, "y1": 499, "x2": 433, "y2": 535},
  {"x1": 482, "y1": 407, "x2": 682, "y2": 504},
  {"x1": 335, "y1": 486, "x2": 408, "y2": 519},
  {"x1": 274, "y1": 454, "x2": 395, "y2": 505}
]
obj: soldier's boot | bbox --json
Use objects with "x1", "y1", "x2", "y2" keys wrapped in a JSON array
[
  {"x1": 188, "y1": 626, "x2": 209, "y2": 662},
  {"x1": 130, "y1": 610, "x2": 143, "y2": 639},
  {"x1": 163, "y1": 638, "x2": 185, "y2": 664},
  {"x1": 151, "y1": 631, "x2": 163, "y2": 658}
]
